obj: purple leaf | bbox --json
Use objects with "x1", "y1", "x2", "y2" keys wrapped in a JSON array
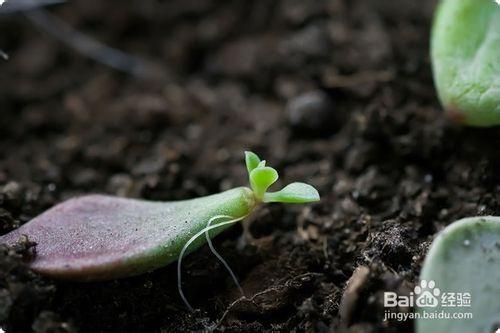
[{"x1": 0, "y1": 188, "x2": 255, "y2": 280}]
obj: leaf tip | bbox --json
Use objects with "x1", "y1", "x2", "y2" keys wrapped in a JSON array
[
  {"x1": 263, "y1": 182, "x2": 320, "y2": 204},
  {"x1": 245, "y1": 151, "x2": 261, "y2": 174}
]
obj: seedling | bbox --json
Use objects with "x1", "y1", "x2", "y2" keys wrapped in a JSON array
[
  {"x1": 0, "y1": 151, "x2": 319, "y2": 310},
  {"x1": 431, "y1": 0, "x2": 500, "y2": 126},
  {"x1": 416, "y1": 216, "x2": 500, "y2": 333}
]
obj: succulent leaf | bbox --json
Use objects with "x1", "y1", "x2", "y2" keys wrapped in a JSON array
[
  {"x1": 416, "y1": 216, "x2": 500, "y2": 332},
  {"x1": 0, "y1": 151, "x2": 320, "y2": 281},
  {"x1": 432, "y1": 0, "x2": 500, "y2": 126},
  {"x1": 0, "y1": 188, "x2": 256, "y2": 280},
  {"x1": 263, "y1": 182, "x2": 320, "y2": 203}
]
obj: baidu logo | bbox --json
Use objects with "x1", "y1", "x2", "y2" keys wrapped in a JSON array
[
  {"x1": 383, "y1": 279, "x2": 473, "y2": 321},
  {"x1": 384, "y1": 279, "x2": 441, "y2": 308},
  {"x1": 384, "y1": 279, "x2": 471, "y2": 309},
  {"x1": 414, "y1": 280, "x2": 440, "y2": 307}
]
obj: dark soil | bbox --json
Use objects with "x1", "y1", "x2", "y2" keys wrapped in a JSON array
[{"x1": 1, "y1": 0, "x2": 500, "y2": 332}]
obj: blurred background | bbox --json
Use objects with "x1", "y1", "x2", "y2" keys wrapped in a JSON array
[
  {"x1": 4, "y1": 1, "x2": 500, "y2": 332},
  {"x1": 0, "y1": 0, "x2": 436, "y2": 200}
]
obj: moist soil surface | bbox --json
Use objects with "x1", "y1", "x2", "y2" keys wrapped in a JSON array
[{"x1": 1, "y1": 0, "x2": 500, "y2": 332}]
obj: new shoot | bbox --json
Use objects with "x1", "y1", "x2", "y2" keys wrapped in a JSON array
[{"x1": 0, "y1": 151, "x2": 320, "y2": 310}]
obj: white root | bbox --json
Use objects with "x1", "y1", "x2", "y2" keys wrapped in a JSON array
[
  {"x1": 177, "y1": 215, "x2": 245, "y2": 312},
  {"x1": 205, "y1": 216, "x2": 245, "y2": 296}
]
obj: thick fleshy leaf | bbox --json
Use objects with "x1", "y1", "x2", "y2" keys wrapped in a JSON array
[
  {"x1": 0, "y1": 187, "x2": 255, "y2": 281},
  {"x1": 416, "y1": 216, "x2": 500, "y2": 333},
  {"x1": 0, "y1": 151, "x2": 321, "y2": 285},
  {"x1": 263, "y1": 182, "x2": 320, "y2": 203},
  {"x1": 432, "y1": 0, "x2": 500, "y2": 126}
]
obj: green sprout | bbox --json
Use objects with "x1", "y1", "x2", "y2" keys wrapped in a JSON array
[
  {"x1": 431, "y1": 0, "x2": 500, "y2": 126},
  {"x1": 245, "y1": 151, "x2": 319, "y2": 203},
  {"x1": 416, "y1": 216, "x2": 500, "y2": 333},
  {"x1": 0, "y1": 151, "x2": 319, "y2": 311}
]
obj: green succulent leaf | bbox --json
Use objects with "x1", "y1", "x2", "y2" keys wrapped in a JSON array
[
  {"x1": 245, "y1": 151, "x2": 261, "y2": 174},
  {"x1": 250, "y1": 166, "x2": 278, "y2": 200},
  {"x1": 431, "y1": 0, "x2": 500, "y2": 126},
  {"x1": 263, "y1": 182, "x2": 320, "y2": 203},
  {"x1": 416, "y1": 216, "x2": 500, "y2": 333}
]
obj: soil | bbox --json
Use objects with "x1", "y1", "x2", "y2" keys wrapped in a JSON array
[{"x1": 1, "y1": 0, "x2": 500, "y2": 332}]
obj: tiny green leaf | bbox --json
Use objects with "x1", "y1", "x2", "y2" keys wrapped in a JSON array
[
  {"x1": 249, "y1": 166, "x2": 278, "y2": 200},
  {"x1": 263, "y1": 182, "x2": 320, "y2": 203},
  {"x1": 245, "y1": 151, "x2": 261, "y2": 174},
  {"x1": 431, "y1": 0, "x2": 500, "y2": 126}
]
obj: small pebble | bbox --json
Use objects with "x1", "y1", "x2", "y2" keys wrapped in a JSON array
[{"x1": 286, "y1": 90, "x2": 338, "y2": 134}]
